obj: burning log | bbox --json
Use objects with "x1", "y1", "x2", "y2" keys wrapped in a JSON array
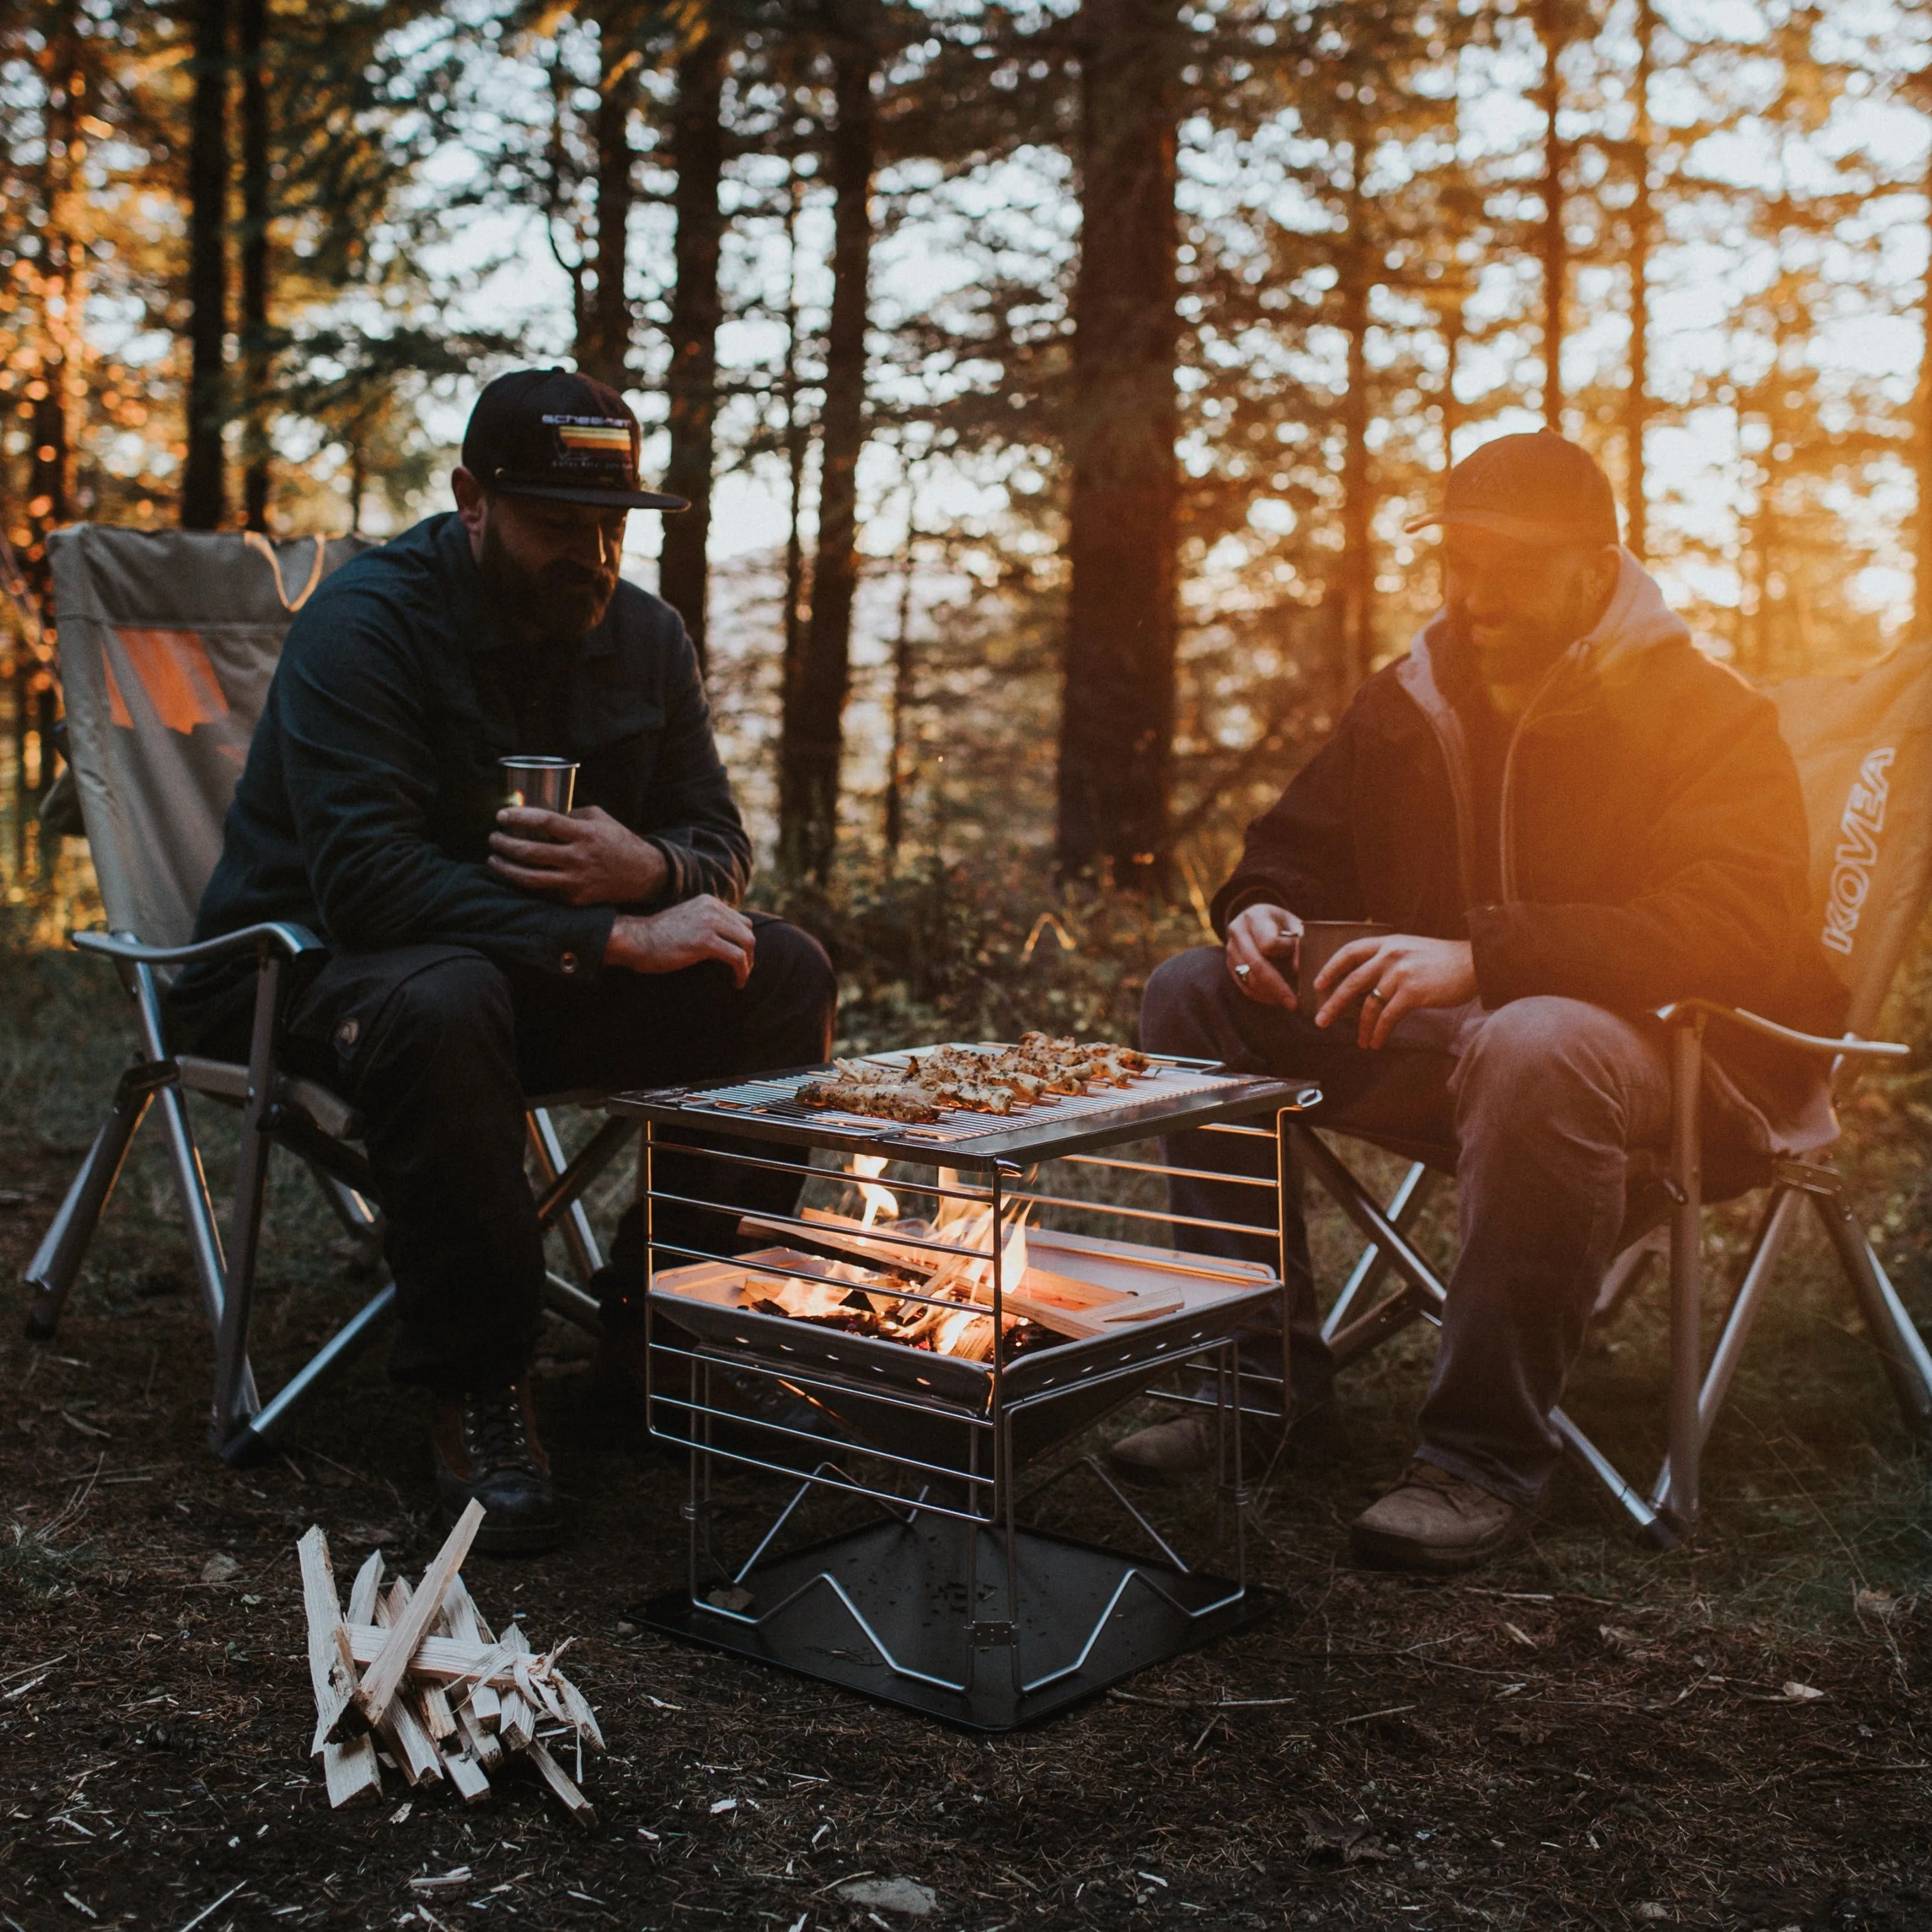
[
  {"x1": 724, "y1": 1153, "x2": 1185, "y2": 1355},
  {"x1": 294, "y1": 1513, "x2": 601, "y2": 1821}
]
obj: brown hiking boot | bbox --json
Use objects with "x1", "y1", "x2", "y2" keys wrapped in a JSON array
[
  {"x1": 1349, "y1": 1459, "x2": 1528, "y2": 1574},
  {"x1": 431, "y1": 1383, "x2": 561, "y2": 1555}
]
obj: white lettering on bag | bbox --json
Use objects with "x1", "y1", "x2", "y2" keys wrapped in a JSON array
[{"x1": 1821, "y1": 747, "x2": 1895, "y2": 956}]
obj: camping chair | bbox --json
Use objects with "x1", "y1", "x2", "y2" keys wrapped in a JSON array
[
  {"x1": 1293, "y1": 640, "x2": 1932, "y2": 1548},
  {"x1": 21, "y1": 525, "x2": 634, "y2": 1464}
]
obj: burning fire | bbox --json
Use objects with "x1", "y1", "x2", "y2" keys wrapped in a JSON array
[
  {"x1": 852, "y1": 1154, "x2": 898, "y2": 1231},
  {"x1": 725, "y1": 1156, "x2": 1177, "y2": 1360}
]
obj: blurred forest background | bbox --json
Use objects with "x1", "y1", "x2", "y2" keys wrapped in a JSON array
[{"x1": 2, "y1": 0, "x2": 1931, "y2": 983}]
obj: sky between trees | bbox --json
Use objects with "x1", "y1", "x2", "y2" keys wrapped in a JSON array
[{"x1": 3, "y1": 0, "x2": 1930, "y2": 885}]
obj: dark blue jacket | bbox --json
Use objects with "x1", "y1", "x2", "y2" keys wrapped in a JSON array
[{"x1": 179, "y1": 513, "x2": 750, "y2": 1003}]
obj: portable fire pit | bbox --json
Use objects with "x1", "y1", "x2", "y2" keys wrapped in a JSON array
[{"x1": 608, "y1": 1047, "x2": 1317, "y2": 1730}]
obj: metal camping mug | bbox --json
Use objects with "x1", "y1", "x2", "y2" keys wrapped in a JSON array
[
  {"x1": 499, "y1": 755, "x2": 578, "y2": 816},
  {"x1": 1297, "y1": 920, "x2": 1395, "y2": 1020}
]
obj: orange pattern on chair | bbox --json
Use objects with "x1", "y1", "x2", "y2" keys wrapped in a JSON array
[{"x1": 108, "y1": 627, "x2": 231, "y2": 735}]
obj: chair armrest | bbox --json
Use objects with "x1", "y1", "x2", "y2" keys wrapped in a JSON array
[
  {"x1": 1654, "y1": 998, "x2": 1909, "y2": 1062},
  {"x1": 71, "y1": 922, "x2": 325, "y2": 968}
]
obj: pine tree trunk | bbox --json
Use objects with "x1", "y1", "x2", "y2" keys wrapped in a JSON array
[
  {"x1": 182, "y1": 0, "x2": 230, "y2": 531},
  {"x1": 238, "y1": 0, "x2": 270, "y2": 532},
  {"x1": 1336, "y1": 159, "x2": 1373, "y2": 701},
  {"x1": 1917, "y1": 147, "x2": 1932, "y2": 638},
  {"x1": 779, "y1": 170, "x2": 811, "y2": 722},
  {"x1": 883, "y1": 489, "x2": 917, "y2": 863},
  {"x1": 20, "y1": 4, "x2": 80, "y2": 871},
  {"x1": 578, "y1": 5, "x2": 638, "y2": 390},
  {"x1": 659, "y1": 29, "x2": 724, "y2": 665},
  {"x1": 1624, "y1": 0, "x2": 1654, "y2": 560},
  {"x1": 1536, "y1": 0, "x2": 1566, "y2": 433},
  {"x1": 1056, "y1": 0, "x2": 1181, "y2": 888},
  {"x1": 779, "y1": 28, "x2": 876, "y2": 883}
]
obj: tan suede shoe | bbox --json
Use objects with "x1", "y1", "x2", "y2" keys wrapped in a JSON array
[{"x1": 1349, "y1": 1459, "x2": 1528, "y2": 1574}]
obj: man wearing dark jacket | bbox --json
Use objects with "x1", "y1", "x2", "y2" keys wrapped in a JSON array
[
  {"x1": 1109, "y1": 432, "x2": 1842, "y2": 1572},
  {"x1": 173, "y1": 369, "x2": 836, "y2": 1552}
]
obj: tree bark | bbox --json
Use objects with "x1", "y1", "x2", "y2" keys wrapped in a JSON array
[
  {"x1": 658, "y1": 28, "x2": 725, "y2": 666},
  {"x1": 1624, "y1": 0, "x2": 1654, "y2": 560},
  {"x1": 238, "y1": 0, "x2": 270, "y2": 531},
  {"x1": 779, "y1": 168, "x2": 811, "y2": 720},
  {"x1": 1056, "y1": 0, "x2": 1181, "y2": 887},
  {"x1": 884, "y1": 479, "x2": 918, "y2": 863},
  {"x1": 182, "y1": 0, "x2": 230, "y2": 530},
  {"x1": 181, "y1": 0, "x2": 231, "y2": 529},
  {"x1": 577, "y1": 5, "x2": 640, "y2": 390},
  {"x1": 1535, "y1": 0, "x2": 1566, "y2": 433},
  {"x1": 18, "y1": 3, "x2": 80, "y2": 869},
  {"x1": 1917, "y1": 146, "x2": 1932, "y2": 638},
  {"x1": 1335, "y1": 152, "x2": 1373, "y2": 701},
  {"x1": 779, "y1": 23, "x2": 876, "y2": 883}
]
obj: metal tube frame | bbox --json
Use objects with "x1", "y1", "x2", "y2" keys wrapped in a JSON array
[
  {"x1": 26, "y1": 948, "x2": 622, "y2": 1464},
  {"x1": 641, "y1": 1112, "x2": 1272, "y2": 1706}
]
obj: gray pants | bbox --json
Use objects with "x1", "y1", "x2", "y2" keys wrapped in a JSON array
[{"x1": 1142, "y1": 947, "x2": 1673, "y2": 1505}]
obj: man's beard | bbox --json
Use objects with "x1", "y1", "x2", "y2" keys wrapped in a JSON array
[
  {"x1": 477, "y1": 521, "x2": 619, "y2": 638},
  {"x1": 1451, "y1": 573, "x2": 1603, "y2": 690}
]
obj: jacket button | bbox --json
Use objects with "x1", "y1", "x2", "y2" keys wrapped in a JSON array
[{"x1": 559, "y1": 951, "x2": 579, "y2": 976}]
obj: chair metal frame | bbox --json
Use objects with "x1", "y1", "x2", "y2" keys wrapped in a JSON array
[
  {"x1": 1301, "y1": 996, "x2": 1931, "y2": 1547},
  {"x1": 24, "y1": 920, "x2": 634, "y2": 1465}
]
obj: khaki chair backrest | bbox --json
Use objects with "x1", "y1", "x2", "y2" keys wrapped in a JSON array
[
  {"x1": 48, "y1": 526, "x2": 368, "y2": 948},
  {"x1": 1769, "y1": 641, "x2": 1932, "y2": 1039}
]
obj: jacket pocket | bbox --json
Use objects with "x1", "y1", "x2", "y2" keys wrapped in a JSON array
[{"x1": 577, "y1": 697, "x2": 666, "y2": 822}]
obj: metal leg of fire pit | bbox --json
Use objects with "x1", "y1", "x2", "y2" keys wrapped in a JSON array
[
  {"x1": 643, "y1": 1332, "x2": 1267, "y2": 1731},
  {"x1": 634, "y1": 1115, "x2": 1286, "y2": 1730}
]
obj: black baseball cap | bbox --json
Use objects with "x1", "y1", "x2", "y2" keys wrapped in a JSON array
[
  {"x1": 1405, "y1": 430, "x2": 1619, "y2": 548},
  {"x1": 460, "y1": 367, "x2": 688, "y2": 511}
]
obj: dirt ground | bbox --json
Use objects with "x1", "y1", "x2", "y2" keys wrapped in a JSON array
[
  {"x1": 1, "y1": 924, "x2": 1930, "y2": 1932},
  {"x1": 2, "y1": 1115, "x2": 1929, "y2": 1932}
]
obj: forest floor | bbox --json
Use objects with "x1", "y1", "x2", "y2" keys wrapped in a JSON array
[{"x1": 1, "y1": 920, "x2": 1929, "y2": 1932}]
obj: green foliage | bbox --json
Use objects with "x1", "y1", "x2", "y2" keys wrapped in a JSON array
[{"x1": 763, "y1": 854, "x2": 1214, "y2": 1055}]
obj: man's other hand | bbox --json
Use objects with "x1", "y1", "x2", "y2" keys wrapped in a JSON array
[
  {"x1": 490, "y1": 805, "x2": 669, "y2": 907},
  {"x1": 1314, "y1": 933, "x2": 1477, "y2": 1049},
  {"x1": 606, "y1": 896, "x2": 756, "y2": 986},
  {"x1": 1225, "y1": 904, "x2": 1303, "y2": 1008}
]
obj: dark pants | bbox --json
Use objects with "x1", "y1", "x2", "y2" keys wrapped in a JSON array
[
  {"x1": 1143, "y1": 948, "x2": 1673, "y2": 1503},
  {"x1": 182, "y1": 916, "x2": 836, "y2": 1392}
]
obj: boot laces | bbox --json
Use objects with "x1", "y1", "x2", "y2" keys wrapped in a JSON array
[{"x1": 461, "y1": 1386, "x2": 539, "y2": 1476}]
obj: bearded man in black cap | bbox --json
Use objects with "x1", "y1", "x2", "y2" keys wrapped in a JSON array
[
  {"x1": 1108, "y1": 431, "x2": 1842, "y2": 1573},
  {"x1": 172, "y1": 369, "x2": 837, "y2": 1552}
]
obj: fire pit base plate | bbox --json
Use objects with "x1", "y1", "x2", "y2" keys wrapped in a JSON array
[{"x1": 640, "y1": 1514, "x2": 1270, "y2": 1731}]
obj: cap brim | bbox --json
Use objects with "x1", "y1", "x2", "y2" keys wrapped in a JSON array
[
  {"x1": 496, "y1": 481, "x2": 691, "y2": 511},
  {"x1": 1404, "y1": 508, "x2": 1614, "y2": 546}
]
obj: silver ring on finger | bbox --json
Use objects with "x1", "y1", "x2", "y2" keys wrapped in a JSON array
[
  {"x1": 1368, "y1": 987, "x2": 1387, "y2": 1003},
  {"x1": 1234, "y1": 963, "x2": 1252, "y2": 983}
]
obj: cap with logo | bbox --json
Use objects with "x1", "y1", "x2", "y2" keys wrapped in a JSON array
[
  {"x1": 461, "y1": 367, "x2": 688, "y2": 511},
  {"x1": 1405, "y1": 430, "x2": 1619, "y2": 549}
]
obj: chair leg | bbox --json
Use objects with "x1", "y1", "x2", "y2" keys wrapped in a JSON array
[
  {"x1": 218, "y1": 1283, "x2": 398, "y2": 1467},
  {"x1": 304, "y1": 1159, "x2": 385, "y2": 1269},
  {"x1": 21, "y1": 1064, "x2": 158, "y2": 1336},
  {"x1": 528, "y1": 1106, "x2": 606, "y2": 1282},
  {"x1": 1321, "y1": 1162, "x2": 1438, "y2": 1344},
  {"x1": 210, "y1": 954, "x2": 282, "y2": 1453},
  {"x1": 1648, "y1": 1184, "x2": 1802, "y2": 1514},
  {"x1": 1662, "y1": 1020, "x2": 1705, "y2": 1538},
  {"x1": 1809, "y1": 1181, "x2": 1932, "y2": 1437}
]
